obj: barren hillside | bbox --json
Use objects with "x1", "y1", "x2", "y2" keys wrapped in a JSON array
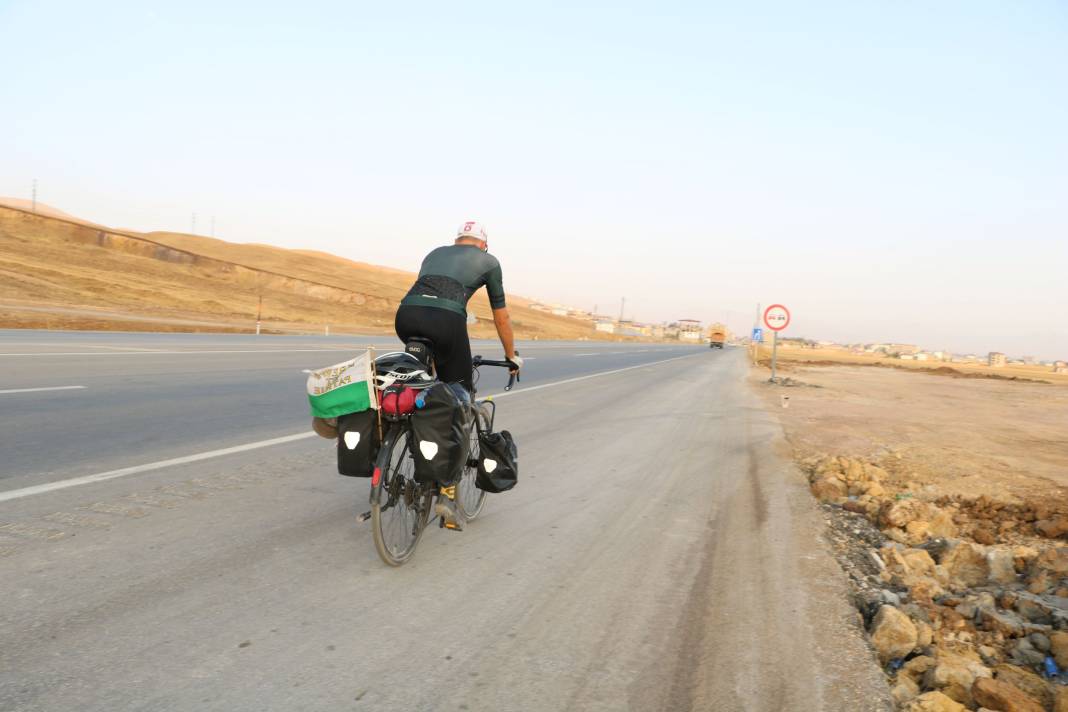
[{"x1": 0, "y1": 201, "x2": 598, "y2": 339}]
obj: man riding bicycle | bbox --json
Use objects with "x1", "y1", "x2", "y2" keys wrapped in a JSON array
[{"x1": 394, "y1": 221, "x2": 522, "y2": 530}]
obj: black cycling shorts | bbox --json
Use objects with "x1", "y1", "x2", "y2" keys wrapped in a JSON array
[{"x1": 394, "y1": 305, "x2": 473, "y2": 392}]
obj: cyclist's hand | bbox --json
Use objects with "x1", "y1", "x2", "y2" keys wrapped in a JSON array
[{"x1": 507, "y1": 354, "x2": 524, "y2": 373}]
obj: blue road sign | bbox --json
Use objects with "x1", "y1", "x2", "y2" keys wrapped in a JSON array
[{"x1": 752, "y1": 327, "x2": 764, "y2": 342}]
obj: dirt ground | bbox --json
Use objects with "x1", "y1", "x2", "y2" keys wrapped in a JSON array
[
  {"x1": 753, "y1": 360, "x2": 1068, "y2": 711},
  {"x1": 754, "y1": 362, "x2": 1068, "y2": 503},
  {"x1": 755, "y1": 343, "x2": 1068, "y2": 386}
]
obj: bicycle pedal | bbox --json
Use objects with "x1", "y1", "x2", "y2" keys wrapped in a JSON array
[{"x1": 357, "y1": 511, "x2": 371, "y2": 523}]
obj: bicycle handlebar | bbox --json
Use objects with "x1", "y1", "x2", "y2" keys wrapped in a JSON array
[{"x1": 472, "y1": 356, "x2": 521, "y2": 391}]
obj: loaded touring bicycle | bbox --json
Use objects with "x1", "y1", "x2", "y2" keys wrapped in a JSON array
[{"x1": 307, "y1": 341, "x2": 519, "y2": 566}]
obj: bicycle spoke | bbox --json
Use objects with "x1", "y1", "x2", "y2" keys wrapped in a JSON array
[{"x1": 372, "y1": 431, "x2": 431, "y2": 565}]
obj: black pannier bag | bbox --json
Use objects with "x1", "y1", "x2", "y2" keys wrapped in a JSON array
[
  {"x1": 337, "y1": 409, "x2": 379, "y2": 477},
  {"x1": 475, "y1": 430, "x2": 518, "y2": 493},
  {"x1": 409, "y1": 382, "x2": 470, "y2": 485}
]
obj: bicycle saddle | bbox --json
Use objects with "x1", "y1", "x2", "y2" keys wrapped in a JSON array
[{"x1": 404, "y1": 337, "x2": 434, "y2": 367}]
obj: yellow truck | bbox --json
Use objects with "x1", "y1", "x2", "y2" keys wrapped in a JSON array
[{"x1": 708, "y1": 325, "x2": 727, "y2": 349}]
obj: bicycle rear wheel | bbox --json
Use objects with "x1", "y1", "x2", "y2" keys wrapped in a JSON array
[
  {"x1": 371, "y1": 428, "x2": 433, "y2": 566},
  {"x1": 455, "y1": 405, "x2": 490, "y2": 521}
]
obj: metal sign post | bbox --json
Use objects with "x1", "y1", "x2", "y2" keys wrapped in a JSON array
[
  {"x1": 762, "y1": 304, "x2": 791, "y2": 383},
  {"x1": 771, "y1": 330, "x2": 779, "y2": 381}
]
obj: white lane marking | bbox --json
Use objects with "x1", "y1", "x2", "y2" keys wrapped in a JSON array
[
  {"x1": 0, "y1": 351, "x2": 705, "y2": 504},
  {"x1": 0, "y1": 433, "x2": 316, "y2": 504},
  {"x1": 485, "y1": 352, "x2": 701, "y2": 400},
  {"x1": 574, "y1": 353, "x2": 600, "y2": 357},
  {"x1": 0, "y1": 348, "x2": 374, "y2": 357},
  {"x1": 0, "y1": 385, "x2": 87, "y2": 395}
]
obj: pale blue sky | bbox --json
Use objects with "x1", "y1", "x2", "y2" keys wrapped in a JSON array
[{"x1": 2, "y1": 1, "x2": 1066, "y2": 357}]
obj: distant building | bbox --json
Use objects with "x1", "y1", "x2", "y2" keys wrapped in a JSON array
[
  {"x1": 989, "y1": 352, "x2": 1007, "y2": 367},
  {"x1": 914, "y1": 353, "x2": 930, "y2": 361},
  {"x1": 595, "y1": 320, "x2": 616, "y2": 334},
  {"x1": 899, "y1": 354, "x2": 915, "y2": 360},
  {"x1": 675, "y1": 319, "x2": 702, "y2": 341},
  {"x1": 1054, "y1": 361, "x2": 1067, "y2": 374}
]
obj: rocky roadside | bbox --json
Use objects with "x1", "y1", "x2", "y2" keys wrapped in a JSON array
[{"x1": 807, "y1": 454, "x2": 1068, "y2": 712}]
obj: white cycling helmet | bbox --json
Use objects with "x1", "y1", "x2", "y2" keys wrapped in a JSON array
[
  {"x1": 373, "y1": 352, "x2": 434, "y2": 390},
  {"x1": 457, "y1": 221, "x2": 488, "y2": 241}
]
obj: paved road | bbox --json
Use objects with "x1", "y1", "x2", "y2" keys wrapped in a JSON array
[
  {"x1": 0, "y1": 331, "x2": 891, "y2": 711},
  {"x1": 0, "y1": 331, "x2": 699, "y2": 489}
]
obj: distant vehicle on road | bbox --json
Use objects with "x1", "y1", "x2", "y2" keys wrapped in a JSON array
[{"x1": 708, "y1": 325, "x2": 727, "y2": 349}]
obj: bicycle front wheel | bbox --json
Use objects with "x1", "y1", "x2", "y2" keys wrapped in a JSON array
[
  {"x1": 455, "y1": 405, "x2": 490, "y2": 521},
  {"x1": 371, "y1": 429, "x2": 433, "y2": 566}
]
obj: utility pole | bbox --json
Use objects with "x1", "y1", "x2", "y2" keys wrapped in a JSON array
[
  {"x1": 619, "y1": 297, "x2": 625, "y2": 323},
  {"x1": 31, "y1": 179, "x2": 37, "y2": 213}
]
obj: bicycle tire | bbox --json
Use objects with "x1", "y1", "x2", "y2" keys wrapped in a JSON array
[
  {"x1": 371, "y1": 428, "x2": 433, "y2": 566},
  {"x1": 455, "y1": 405, "x2": 490, "y2": 521}
]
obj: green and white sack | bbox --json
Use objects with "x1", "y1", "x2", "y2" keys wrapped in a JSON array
[{"x1": 307, "y1": 350, "x2": 377, "y2": 418}]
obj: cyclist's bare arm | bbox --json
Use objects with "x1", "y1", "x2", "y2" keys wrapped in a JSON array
[{"x1": 492, "y1": 307, "x2": 517, "y2": 363}]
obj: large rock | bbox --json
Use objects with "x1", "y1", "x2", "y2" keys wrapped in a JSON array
[
  {"x1": 881, "y1": 499, "x2": 937, "y2": 530},
  {"x1": 941, "y1": 541, "x2": 991, "y2": 588},
  {"x1": 1014, "y1": 591, "x2": 1068, "y2": 627},
  {"x1": 901, "y1": 691, "x2": 968, "y2": 712},
  {"x1": 924, "y1": 651, "x2": 992, "y2": 707},
  {"x1": 901, "y1": 655, "x2": 936, "y2": 681},
  {"x1": 1032, "y1": 547, "x2": 1068, "y2": 577},
  {"x1": 972, "y1": 677, "x2": 1044, "y2": 712},
  {"x1": 810, "y1": 475, "x2": 847, "y2": 502},
  {"x1": 1052, "y1": 630, "x2": 1068, "y2": 669},
  {"x1": 891, "y1": 675, "x2": 921, "y2": 705},
  {"x1": 979, "y1": 608, "x2": 1026, "y2": 638},
  {"x1": 929, "y1": 509, "x2": 959, "y2": 538},
  {"x1": 1035, "y1": 517, "x2": 1068, "y2": 539},
  {"x1": 993, "y1": 663, "x2": 1055, "y2": 711},
  {"x1": 882, "y1": 546, "x2": 946, "y2": 599},
  {"x1": 870, "y1": 604, "x2": 918, "y2": 663},
  {"x1": 988, "y1": 546, "x2": 1019, "y2": 584},
  {"x1": 1012, "y1": 637, "x2": 1049, "y2": 667}
]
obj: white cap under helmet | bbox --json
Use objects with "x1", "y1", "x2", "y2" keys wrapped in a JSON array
[{"x1": 457, "y1": 221, "x2": 488, "y2": 241}]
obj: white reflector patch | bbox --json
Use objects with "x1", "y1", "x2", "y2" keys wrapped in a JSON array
[
  {"x1": 419, "y1": 441, "x2": 439, "y2": 460},
  {"x1": 483, "y1": 458, "x2": 498, "y2": 473},
  {"x1": 343, "y1": 431, "x2": 361, "y2": 450}
]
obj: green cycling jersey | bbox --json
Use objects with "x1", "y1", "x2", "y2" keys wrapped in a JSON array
[{"x1": 400, "y1": 244, "x2": 506, "y2": 316}]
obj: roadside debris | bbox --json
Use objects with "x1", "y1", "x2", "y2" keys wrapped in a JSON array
[{"x1": 808, "y1": 454, "x2": 1068, "y2": 710}]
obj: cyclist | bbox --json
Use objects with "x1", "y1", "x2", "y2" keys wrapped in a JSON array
[{"x1": 395, "y1": 221, "x2": 522, "y2": 530}]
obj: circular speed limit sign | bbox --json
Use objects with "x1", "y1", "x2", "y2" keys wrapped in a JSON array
[{"x1": 763, "y1": 304, "x2": 790, "y2": 332}]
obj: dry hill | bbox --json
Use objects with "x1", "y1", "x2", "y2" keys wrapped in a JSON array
[{"x1": 0, "y1": 201, "x2": 599, "y2": 339}]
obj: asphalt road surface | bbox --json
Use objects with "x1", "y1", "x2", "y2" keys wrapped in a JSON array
[{"x1": 0, "y1": 330, "x2": 892, "y2": 711}]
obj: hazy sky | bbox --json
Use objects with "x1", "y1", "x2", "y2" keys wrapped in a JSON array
[{"x1": 2, "y1": 1, "x2": 1066, "y2": 358}]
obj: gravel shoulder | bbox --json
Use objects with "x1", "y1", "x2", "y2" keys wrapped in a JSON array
[{"x1": 752, "y1": 362, "x2": 1068, "y2": 711}]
